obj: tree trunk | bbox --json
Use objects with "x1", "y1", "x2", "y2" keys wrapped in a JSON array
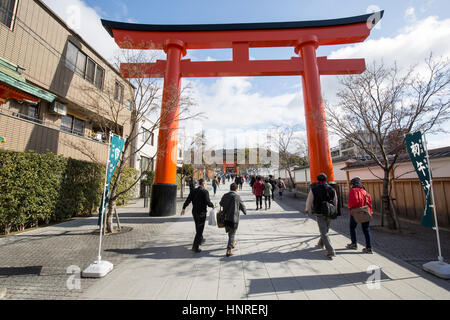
[
  {"x1": 114, "y1": 207, "x2": 121, "y2": 231},
  {"x1": 382, "y1": 170, "x2": 397, "y2": 230},
  {"x1": 287, "y1": 169, "x2": 295, "y2": 191},
  {"x1": 180, "y1": 177, "x2": 184, "y2": 198},
  {"x1": 106, "y1": 200, "x2": 116, "y2": 234}
]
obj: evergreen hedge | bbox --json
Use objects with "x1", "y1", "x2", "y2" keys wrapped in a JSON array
[{"x1": 0, "y1": 150, "x2": 138, "y2": 235}]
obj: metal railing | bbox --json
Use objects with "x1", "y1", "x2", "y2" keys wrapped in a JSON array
[{"x1": 0, "y1": 107, "x2": 108, "y2": 144}]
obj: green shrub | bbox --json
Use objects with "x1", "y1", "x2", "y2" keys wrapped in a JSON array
[
  {"x1": 114, "y1": 167, "x2": 139, "y2": 206},
  {"x1": 0, "y1": 150, "x2": 138, "y2": 235}
]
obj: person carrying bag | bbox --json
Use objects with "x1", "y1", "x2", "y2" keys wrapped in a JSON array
[
  {"x1": 346, "y1": 177, "x2": 374, "y2": 254},
  {"x1": 219, "y1": 183, "x2": 247, "y2": 257}
]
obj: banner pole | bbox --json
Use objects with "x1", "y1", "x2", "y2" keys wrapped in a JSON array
[
  {"x1": 422, "y1": 131, "x2": 443, "y2": 263},
  {"x1": 97, "y1": 132, "x2": 113, "y2": 263}
]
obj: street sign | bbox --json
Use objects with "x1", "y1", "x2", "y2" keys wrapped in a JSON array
[{"x1": 405, "y1": 131, "x2": 434, "y2": 228}]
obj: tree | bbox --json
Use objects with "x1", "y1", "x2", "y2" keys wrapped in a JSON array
[
  {"x1": 177, "y1": 163, "x2": 194, "y2": 198},
  {"x1": 74, "y1": 44, "x2": 201, "y2": 233},
  {"x1": 272, "y1": 125, "x2": 307, "y2": 189},
  {"x1": 326, "y1": 54, "x2": 450, "y2": 230}
]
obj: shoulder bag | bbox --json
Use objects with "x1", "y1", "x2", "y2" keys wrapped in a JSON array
[
  {"x1": 352, "y1": 191, "x2": 373, "y2": 223},
  {"x1": 216, "y1": 206, "x2": 225, "y2": 228}
]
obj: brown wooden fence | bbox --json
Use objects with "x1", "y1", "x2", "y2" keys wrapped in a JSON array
[{"x1": 294, "y1": 178, "x2": 450, "y2": 227}]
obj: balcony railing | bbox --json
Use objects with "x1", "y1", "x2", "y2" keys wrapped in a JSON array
[{"x1": 0, "y1": 107, "x2": 107, "y2": 144}]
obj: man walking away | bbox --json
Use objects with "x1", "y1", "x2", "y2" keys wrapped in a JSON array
[
  {"x1": 220, "y1": 183, "x2": 247, "y2": 257},
  {"x1": 250, "y1": 175, "x2": 256, "y2": 188},
  {"x1": 346, "y1": 177, "x2": 374, "y2": 254},
  {"x1": 305, "y1": 173, "x2": 338, "y2": 259},
  {"x1": 269, "y1": 175, "x2": 276, "y2": 200},
  {"x1": 263, "y1": 178, "x2": 273, "y2": 210},
  {"x1": 212, "y1": 176, "x2": 219, "y2": 196},
  {"x1": 252, "y1": 176, "x2": 264, "y2": 210},
  {"x1": 277, "y1": 178, "x2": 286, "y2": 199},
  {"x1": 181, "y1": 179, "x2": 215, "y2": 253},
  {"x1": 234, "y1": 175, "x2": 242, "y2": 190},
  {"x1": 188, "y1": 176, "x2": 196, "y2": 195}
]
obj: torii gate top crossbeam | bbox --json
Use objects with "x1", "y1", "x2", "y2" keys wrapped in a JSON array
[{"x1": 101, "y1": 11, "x2": 383, "y2": 50}]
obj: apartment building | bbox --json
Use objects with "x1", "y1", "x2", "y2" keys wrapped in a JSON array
[{"x1": 0, "y1": 0, "x2": 134, "y2": 165}]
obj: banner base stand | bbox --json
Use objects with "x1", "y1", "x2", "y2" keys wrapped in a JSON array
[
  {"x1": 423, "y1": 261, "x2": 450, "y2": 279},
  {"x1": 82, "y1": 260, "x2": 113, "y2": 278}
]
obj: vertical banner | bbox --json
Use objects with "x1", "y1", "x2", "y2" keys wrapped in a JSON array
[
  {"x1": 98, "y1": 135, "x2": 125, "y2": 225},
  {"x1": 405, "y1": 131, "x2": 434, "y2": 228}
]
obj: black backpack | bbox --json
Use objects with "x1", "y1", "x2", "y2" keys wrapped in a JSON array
[
  {"x1": 321, "y1": 201, "x2": 338, "y2": 219},
  {"x1": 311, "y1": 183, "x2": 338, "y2": 219}
]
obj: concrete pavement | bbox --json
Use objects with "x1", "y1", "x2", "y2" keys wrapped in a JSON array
[{"x1": 81, "y1": 182, "x2": 450, "y2": 300}]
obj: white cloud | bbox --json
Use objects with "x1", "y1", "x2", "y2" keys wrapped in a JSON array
[
  {"x1": 42, "y1": 0, "x2": 119, "y2": 62},
  {"x1": 182, "y1": 77, "x2": 304, "y2": 148},
  {"x1": 326, "y1": 15, "x2": 450, "y2": 149},
  {"x1": 329, "y1": 16, "x2": 450, "y2": 69},
  {"x1": 404, "y1": 7, "x2": 417, "y2": 23}
]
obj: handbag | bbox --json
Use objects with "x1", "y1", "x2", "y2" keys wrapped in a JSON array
[
  {"x1": 352, "y1": 192, "x2": 373, "y2": 223},
  {"x1": 208, "y1": 208, "x2": 217, "y2": 227},
  {"x1": 216, "y1": 207, "x2": 225, "y2": 228},
  {"x1": 321, "y1": 201, "x2": 338, "y2": 219}
]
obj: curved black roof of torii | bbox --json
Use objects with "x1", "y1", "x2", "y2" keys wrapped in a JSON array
[{"x1": 101, "y1": 11, "x2": 384, "y2": 38}]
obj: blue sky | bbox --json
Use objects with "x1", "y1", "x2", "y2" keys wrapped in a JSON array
[{"x1": 43, "y1": 0, "x2": 450, "y2": 150}]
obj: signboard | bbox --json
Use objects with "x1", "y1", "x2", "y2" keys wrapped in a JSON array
[
  {"x1": 405, "y1": 131, "x2": 434, "y2": 228},
  {"x1": 98, "y1": 134, "x2": 125, "y2": 225}
]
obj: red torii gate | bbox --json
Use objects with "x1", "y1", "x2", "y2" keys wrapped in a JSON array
[{"x1": 102, "y1": 11, "x2": 383, "y2": 216}]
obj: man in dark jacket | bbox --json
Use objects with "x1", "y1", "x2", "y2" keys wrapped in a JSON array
[
  {"x1": 305, "y1": 173, "x2": 337, "y2": 259},
  {"x1": 181, "y1": 179, "x2": 215, "y2": 253},
  {"x1": 269, "y1": 175, "x2": 276, "y2": 200},
  {"x1": 188, "y1": 176, "x2": 196, "y2": 195},
  {"x1": 220, "y1": 183, "x2": 247, "y2": 257}
]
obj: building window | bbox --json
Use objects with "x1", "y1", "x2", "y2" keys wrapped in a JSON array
[
  {"x1": 86, "y1": 58, "x2": 96, "y2": 83},
  {"x1": 142, "y1": 128, "x2": 154, "y2": 146},
  {"x1": 140, "y1": 156, "x2": 150, "y2": 172},
  {"x1": 61, "y1": 115, "x2": 74, "y2": 133},
  {"x1": 95, "y1": 65, "x2": 104, "y2": 90},
  {"x1": 61, "y1": 114, "x2": 85, "y2": 136},
  {"x1": 114, "y1": 81, "x2": 124, "y2": 103},
  {"x1": 28, "y1": 104, "x2": 39, "y2": 120},
  {"x1": 66, "y1": 41, "x2": 87, "y2": 78},
  {"x1": 65, "y1": 42, "x2": 78, "y2": 72},
  {"x1": 75, "y1": 51, "x2": 87, "y2": 78},
  {"x1": 73, "y1": 118, "x2": 85, "y2": 136},
  {"x1": 0, "y1": 0, "x2": 17, "y2": 29}
]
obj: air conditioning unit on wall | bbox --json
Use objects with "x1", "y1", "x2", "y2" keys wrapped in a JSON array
[{"x1": 49, "y1": 101, "x2": 67, "y2": 116}]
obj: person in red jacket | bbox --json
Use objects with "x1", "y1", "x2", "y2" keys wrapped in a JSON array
[
  {"x1": 252, "y1": 176, "x2": 265, "y2": 210},
  {"x1": 347, "y1": 177, "x2": 373, "y2": 254}
]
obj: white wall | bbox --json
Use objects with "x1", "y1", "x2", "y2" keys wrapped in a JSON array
[
  {"x1": 283, "y1": 156, "x2": 450, "y2": 184},
  {"x1": 347, "y1": 157, "x2": 450, "y2": 182}
]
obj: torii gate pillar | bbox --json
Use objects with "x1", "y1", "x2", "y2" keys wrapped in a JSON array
[
  {"x1": 150, "y1": 40, "x2": 186, "y2": 217},
  {"x1": 296, "y1": 36, "x2": 334, "y2": 182}
]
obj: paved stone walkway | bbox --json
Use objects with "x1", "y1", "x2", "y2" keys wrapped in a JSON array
[
  {"x1": 80, "y1": 183, "x2": 450, "y2": 300},
  {"x1": 281, "y1": 190, "x2": 450, "y2": 271},
  {"x1": 0, "y1": 198, "x2": 185, "y2": 299},
  {"x1": 1, "y1": 182, "x2": 449, "y2": 300}
]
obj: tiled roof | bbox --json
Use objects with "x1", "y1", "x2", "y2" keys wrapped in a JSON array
[{"x1": 342, "y1": 146, "x2": 450, "y2": 170}]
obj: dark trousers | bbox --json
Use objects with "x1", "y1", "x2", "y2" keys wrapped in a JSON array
[
  {"x1": 256, "y1": 195, "x2": 262, "y2": 208},
  {"x1": 193, "y1": 213, "x2": 206, "y2": 249},
  {"x1": 227, "y1": 227, "x2": 237, "y2": 249},
  {"x1": 264, "y1": 196, "x2": 271, "y2": 208},
  {"x1": 350, "y1": 215, "x2": 372, "y2": 249},
  {"x1": 213, "y1": 185, "x2": 217, "y2": 195},
  {"x1": 239, "y1": 183, "x2": 243, "y2": 190}
]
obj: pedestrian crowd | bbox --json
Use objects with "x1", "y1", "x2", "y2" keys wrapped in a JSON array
[{"x1": 182, "y1": 172, "x2": 373, "y2": 259}]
